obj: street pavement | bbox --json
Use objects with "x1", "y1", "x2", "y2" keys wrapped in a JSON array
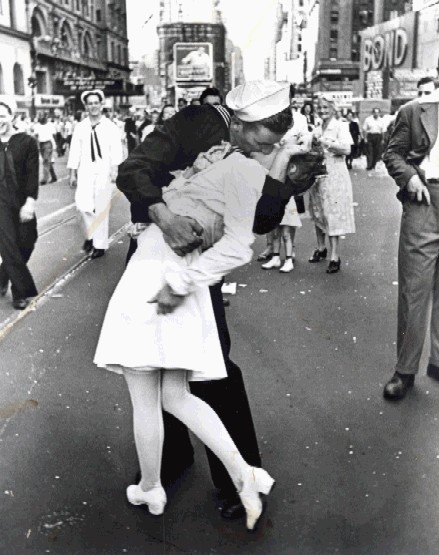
[{"x1": 1, "y1": 157, "x2": 439, "y2": 554}]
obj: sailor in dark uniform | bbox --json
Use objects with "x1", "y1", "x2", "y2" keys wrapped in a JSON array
[
  {"x1": 0, "y1": 97, "x2": 39, "y2": 310},
  {"x1": 117, "y1": 81, "x2": 295, "y2": 519}
]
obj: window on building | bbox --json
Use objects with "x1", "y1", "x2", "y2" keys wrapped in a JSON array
[
  {"x1": 36, "y1": 70, "x2": 47, "y2": 94},
  {"x1": 13, "y1": 63, "x2": 24, "y2": 95},
  {"x1": 111, "y1": 42, "x2": 115, "y2": 62},
  {"x1": 82, "y1": 0, "x2": 89, "y2": 17},
  {"x1": 329, "y1": 47, "x2": 338, "y2": 59},
  {"x1": 96, "y1": 9, "x2": 101, "y2": 21},
  {"x1": 330, "y1": 10, "x2": 338, "y2": 23},
  {"x1": 330, "y1": 29, "x2": 338, "y2": 41},
  {"x1": 117, "y1": 44, "x2": 121, "y2": 64},
  {"x1": 76, "y1": 0, "x2": 80, "y2": 10},
  {"x1": 96, "y1": 37, "x2": 102, "y2": 59}
]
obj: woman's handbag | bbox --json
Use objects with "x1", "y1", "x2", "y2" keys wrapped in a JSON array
[{"x1": 286, "y1": 140, "x2": 327, "y2": 196}]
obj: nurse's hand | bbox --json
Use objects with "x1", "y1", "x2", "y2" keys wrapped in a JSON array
[
  {"x1": 149, "y1": 284, "x2": 186, "y2": 315},
  {"x1": 149, "y1": 204, "x2": 203, "y2": 256}
]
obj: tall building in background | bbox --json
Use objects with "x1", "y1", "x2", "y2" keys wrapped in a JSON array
[
  {"x1": 28, "y1": 0, "x2": 131, "y2": 114},
  {"x1": 0, "y1": 0, "x2": 31, "y2": 112},
  {"x1": 373, "y1": 0, "x2": 412, "y2": 22},
  {"x1": 157, "y1": 0, "x2": 236, "y2": 103},
  {"x1": 310, "y1": 0, "x2": 374, "y2": 100}
]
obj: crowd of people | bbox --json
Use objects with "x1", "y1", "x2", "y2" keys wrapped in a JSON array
[{"x1": 1, "y1": 74, "x2": 439, "y2": 535}]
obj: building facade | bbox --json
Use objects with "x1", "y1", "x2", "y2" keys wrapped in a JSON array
[
  {"x1": 27, "y1": 0, "x2": 130, "y2": 114},
  {"x1": 359, "y1": 2, "x2": 438, "y2": 105},
  {"x1": 157, "y1": 0, "x2": 234, "y2": 103},
  {"x1": 0, "y1": 0, "x2": 32, "y2": 112}
]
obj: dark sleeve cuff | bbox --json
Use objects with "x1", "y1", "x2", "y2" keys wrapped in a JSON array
[{"x1": 253, "y1": 176, "x2": 292, "y2": 235}]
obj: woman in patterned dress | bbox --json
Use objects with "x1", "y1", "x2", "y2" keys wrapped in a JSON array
[{"x1": 308, "y1": 96, "x2": 356, "y2": 273}]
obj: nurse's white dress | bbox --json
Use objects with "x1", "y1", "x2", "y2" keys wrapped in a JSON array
[{"x1": 94, "y1": 151, "x2": 267, "y2": 381}]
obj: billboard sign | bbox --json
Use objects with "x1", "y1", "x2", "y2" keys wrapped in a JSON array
[
  {"x1": 361, "y1": 12, "x2": 416, "y2": 73},
  {"x1": 174, "y1": 42, "x2": 213, "y2": 82}
]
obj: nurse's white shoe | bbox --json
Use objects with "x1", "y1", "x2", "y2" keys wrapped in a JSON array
[
  {"x1": 238, "y1": 467, "x2": 275, "y2": 531},
  {"x1": 126, "y1": 484, "x2": 167, "y2": 516}
]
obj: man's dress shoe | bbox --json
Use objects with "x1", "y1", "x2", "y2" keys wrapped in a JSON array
[
  {"x1": 12, "y1": 299, "x2": 29, "y2": 310},
  {"x1": 219, "y1": 493, "x2": 246, "y2": 520},
  {"x1": 427, "y1": 363, "x2": 439, "y2": 381},
  {"x1": 383, "y1": 372, "x2": 415, "y2": 400},
  {"x1": 91, "y1": 248, "x2": 105, "y2": 259}
]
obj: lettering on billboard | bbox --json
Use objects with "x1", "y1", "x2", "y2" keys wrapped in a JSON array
[
  {"x1": 174, "y1": 43, "x2": 213, "y2": 82},
  {"x1": 363, "y1": 28, "x2": 408, "y2": 72}
]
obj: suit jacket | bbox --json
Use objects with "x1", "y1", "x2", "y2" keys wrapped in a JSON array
[
  {"x1": 383, "y1": 100, "x2": 438, "y2": 201},
  {"x1": 1, "y1": 132, "x2": 39, "y2": 210}
]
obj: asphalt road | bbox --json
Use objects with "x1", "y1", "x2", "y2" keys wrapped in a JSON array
[{"x1": 1, "y1": 157, "x2": 439, "y2": 554}]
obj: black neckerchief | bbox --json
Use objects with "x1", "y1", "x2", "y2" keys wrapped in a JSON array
[{"x1": 90, "y1": 120, "x2": 102, "y2": 162}]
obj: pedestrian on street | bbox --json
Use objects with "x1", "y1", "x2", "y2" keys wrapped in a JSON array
[
  {"x1": 67, "y1": 89, "x2": 123, "y2": 259},
  {"x1": 260, "y1": 194, "x2": 301, "y2": 273},
  {"x1": 34, "y1": 114, "x2": 57, "y2": 184},
  {"x1": 308, "y1": 95, "x2": 356, "y2": 273},
  {"x1": 363, "y1": 107, "x2": 385, "y2": 171},
  {"x1": 345, "y1": 110, "x2": 361, "y2": 170},
  {"x1": 300, "y1": 101, "x2": 316, "y2": 132},
  {"x1": 382, "y1": 81, "x2": 439, "y2": 400},
  {"x1": 0, "y1": 97, "x2": 39, "y2": 310},
  {"x1": 156, "y1": 104, "x2": 176, "y2": 124},
  {"x1": 200, "y1": 87, "x2": 223, "y2": 106},
  {"x1": 257, "y1": 95, "x2": 312, "y2": 263},
  {"x1": 94, "y1": 126, "x2": 301, "y2": 528},
  {"x1": 124, "y1": 107, "x2": 138, "y2": 154},
  {"x1": 116, "y1": 80, "x2": 295, "y2": 521}
]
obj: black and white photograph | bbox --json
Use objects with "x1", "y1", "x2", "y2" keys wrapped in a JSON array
[{"x1": 2, "y1": 0, "x2": 439, "y2": 554}]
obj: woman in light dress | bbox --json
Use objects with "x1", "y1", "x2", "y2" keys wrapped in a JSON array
[
  {"x1": 308, "y1": 96, "x2": 356, "y2": 273},
  {"x1": 94, "y1": 133, "x2": 301, "y2": 529}
]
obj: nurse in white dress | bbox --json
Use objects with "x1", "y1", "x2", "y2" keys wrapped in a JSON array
[
  {"x1": 94, "y1": 81, "x2": 303, "y2": 530},
  {"x1": 67, "y1": 90, "x2": 123, "y2": 258}
]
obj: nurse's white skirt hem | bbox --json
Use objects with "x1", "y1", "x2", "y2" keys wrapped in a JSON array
[{"x1": 94, "y1": 224, "x2": 227, "y2": 382}]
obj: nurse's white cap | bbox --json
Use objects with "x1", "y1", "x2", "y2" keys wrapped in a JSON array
[{"x1": 226, "y1": 80, "x2": 291, "y2": 122}]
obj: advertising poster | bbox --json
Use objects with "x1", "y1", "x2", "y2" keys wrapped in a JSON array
[{"x1": 174, "y1": 42, "x2": 213, "y2": 82}]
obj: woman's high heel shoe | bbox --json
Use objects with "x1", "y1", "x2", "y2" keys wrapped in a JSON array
[
  {"x1": 126, "y1": 484, "x2": 167, "y2": 516},
  {"x1": 238, "y1": 467, "x2": 275, "y2": 531},
  {"x1": 326, "y1": 258, "x2": 341, "y2": 274}
]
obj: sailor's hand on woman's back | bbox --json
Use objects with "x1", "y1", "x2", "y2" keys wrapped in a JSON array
[{"x1": 149, "y1": 203, "x2": 204, "y2": 256}]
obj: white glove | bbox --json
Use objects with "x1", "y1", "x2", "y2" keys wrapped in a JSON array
[{"x1": 19, "y1": 197, "x2": 36, "y2": 222}]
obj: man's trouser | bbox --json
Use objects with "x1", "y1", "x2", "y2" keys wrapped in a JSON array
[
  {"x1": 366, "y1": 133, "x2": 382, "y2": 169},
  {"x1": 0, "y1": 207, "x2": 38, "y2": 301},
  {"x1": 396, "y1": 181, "x2": 439, "y2": 375},
  {"x1": 126, "y1": 237, "x2": 261, "y2": 495}
]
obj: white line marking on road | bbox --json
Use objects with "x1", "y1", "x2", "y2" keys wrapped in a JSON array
[
  {"x1": 0, "y1": 223, "x2": 130, "y2": 343},
  {"x1": 39, "y1": 202, "x2": 76, "y2": 225}
]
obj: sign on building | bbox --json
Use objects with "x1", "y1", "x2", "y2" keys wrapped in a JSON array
[
  {"x1": 361, "y1": 12, "x2": 417, "y2": 73},
  {"x1": 174, "y1": 43, "x2": 213, "y2": 82},
  {"x1": 35, "y1": 94, "x2": 65, "y2": 108}
]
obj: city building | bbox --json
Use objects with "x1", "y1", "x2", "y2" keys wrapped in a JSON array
[
  {"x1": 28, "y1": 0, "x2": 131, "y2": 115},
  {"x1": 0, "y1": 0, "x2": 32, "y2": 113},
  {"x1": 359, "y1": 2, "x2": 438, "y2": 105},
  {"x1": 156, "y1": 0, "x2": 231, "y2": 103},
  {"x1": 310, "y1": 0, "x2": 374, "y2": 99}
]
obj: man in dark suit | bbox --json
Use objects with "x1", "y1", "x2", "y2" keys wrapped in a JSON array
[{"x1": 383, "y1": 80, "x2": 439, "y2": 400}]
